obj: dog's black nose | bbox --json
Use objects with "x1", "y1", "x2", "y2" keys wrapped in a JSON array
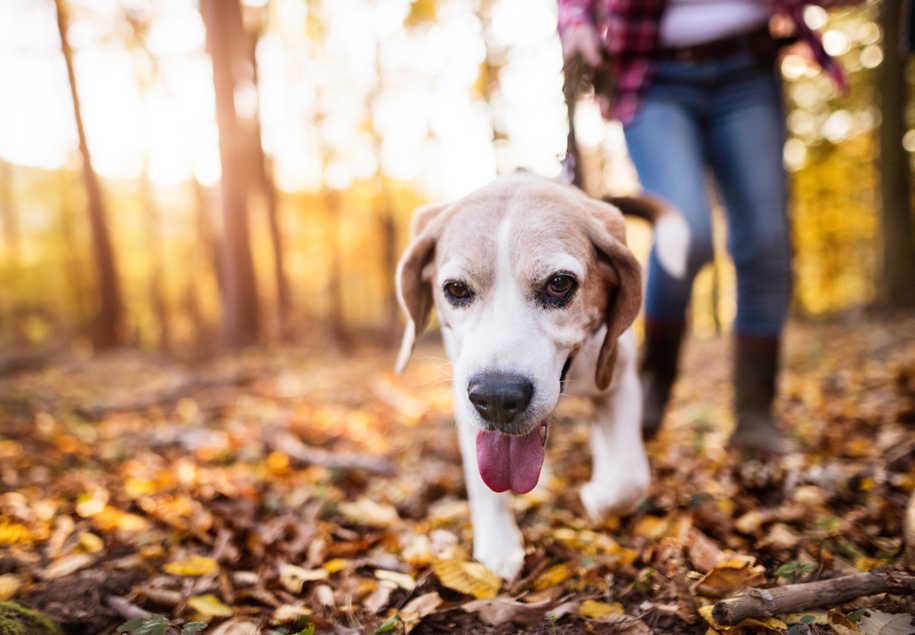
[{"x1": 467, "y1": 372, "x2": 534, "y2": 424}]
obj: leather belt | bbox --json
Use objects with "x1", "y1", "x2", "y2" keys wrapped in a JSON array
[{"x1": 656, "y1": 27, "x2": 795, "y2": 63}]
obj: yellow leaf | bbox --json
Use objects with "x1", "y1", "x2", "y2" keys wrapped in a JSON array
[
  {"x1": 164, "y1": 555, "x2": 220, "y2": 577},
  {"x1": 375, "y1": 569, "x2": 416, "y2": 591},
  {"x1": 77, "y1": 532, "x2": 104, "y2": 554},
  {"x1": 855, "y1": 556, "x2": 884, "y2": 571},
  {"x1": 433, "y1": 559, "x2": 501, "y2": 599},
  {"x1": 579, "y1": 600, "x2": 623, "y2": 619},
  {"x1": 187, "y1": 594, "x2": 233, "y2": 617},
  {"x1": 0, "y1": 523, "x2": 30, "y2": 545},
  {"x1": 322, "y1": 558, "x2": 348, "y2": 574},
  {"x1": 633, "y1": 515, "x2": 671, "y2": 540},
  {"x1": 0, "y1": 574, "x2": 22, "y2": 601},
  {"x1": 532, "y1": 563, "x2": 573, "y2": 591}
]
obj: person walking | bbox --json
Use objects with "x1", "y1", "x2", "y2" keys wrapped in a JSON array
[{"x1": 558, "y1": 0, "x2": 861, "y2": 454}]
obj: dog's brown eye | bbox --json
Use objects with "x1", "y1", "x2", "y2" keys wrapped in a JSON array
[
  {"x1": 546, "y1": 274, "x2": 576, "y2": 298},
  {"x1": 443, "y1": 280, "x2": 474, "y2": 306},
  {"x1": 538, "y1": 273, "x2": 577, "y2": 308}
]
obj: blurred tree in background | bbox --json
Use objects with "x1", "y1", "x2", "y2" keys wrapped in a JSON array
[{"x1": 0, "y1": 0, "x2": 912, "y2": 359}]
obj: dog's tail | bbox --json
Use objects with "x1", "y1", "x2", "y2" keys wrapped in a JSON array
[{"x1": 604, "y1": 194, "x2": 690, "y2": 280}]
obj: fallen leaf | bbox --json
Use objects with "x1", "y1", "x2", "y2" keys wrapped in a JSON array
[
  {"x1": 400, "y1": 591, "x2": 443, "y2": 632},
  {"x1": 209, "y1": 618, "x2": 260, "y2": 635},
  {"x1": 313, "y1": 583, "x2": 335, "y2": 607},
  {"x1": 579, "y1": 599, "x2": 623, "y2": 619},
  {"x1": 462, "y1": 596, "x2": 551, "y2": 626},
  {"x1": 41, "y1": 552, "x2": 94, "y2": 579},
  {"x1": 77, "y1": 531, "x2": 104, "y2": 554},
  {"x1": 0, "y1": 522, "x2": 31, "y2": 545},
  {"x1": 0, "y1": 574, "x2": 22, "y2": 601},
  {"x1": 855, "y1": 609, "x2": 915, "y2": 635},
  {"x1": 279, "y1": 563, "x2": 328, "y2": 593},
  {"x1": 433, "y1": 559, "x2": 501, "y2": 599},
  {"x1": 271, "y1": 604, "x2": 311, "y2": 625},
  {"x1": 363, "y1": 581, "x2": 395, "y2": 614},
  {"x1": 691, "y1": 556, "x2": 766, "y2": 598},
  {"x1": 532, "y1": 563, "x2": 573, "y2": 591},
  {"x1": 187, "y1": 594, "x2": 234, "y2": 618},
  {"x1": 374, "y1": 569, "x2": 415, "y2": 591},
  {"x1": 757, "y1": 523, "x2": 801, "y2": 551},
  {"x1": 686, "y1": 527, "x2": 724, "y2": 572},
  {"x1": 164, "y1": 555, "x2": 220, "y2": 577},
  {"x1": 338, "y1": 498, "x2": 399, "y2": 527}
]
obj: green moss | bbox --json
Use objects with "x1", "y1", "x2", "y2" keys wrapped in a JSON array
[{"x1": 0, "y1": 602, "x2": 61, "y2": 635}]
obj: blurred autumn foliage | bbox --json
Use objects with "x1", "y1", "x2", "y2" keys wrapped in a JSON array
[{"x1": 0, "y1": 0, "x2": 912, "y2": 357}]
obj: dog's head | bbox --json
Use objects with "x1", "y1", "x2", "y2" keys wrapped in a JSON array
[{"x1": 395, "y1": 174, "x2": 642, "y2": 493}]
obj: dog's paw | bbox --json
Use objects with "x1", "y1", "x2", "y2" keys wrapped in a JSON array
[
  {"x1": 580, "y1": 469, "x2": 649, "y2": 521},
  {"x1": 473, "y1": 530, "x2": 525, "y2": 580}
]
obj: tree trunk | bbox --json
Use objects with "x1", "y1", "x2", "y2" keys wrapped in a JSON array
[
  {"x1": 58, "y1": 173, "x2": 88, "y2": 335},
  {"x1": 0, "y1": 160, "x2": 20, "y2": 261},
  {"x1": 200, "y1": 0, "x2": 260, "y2": 347},
  {"x1": 326, "y1": 188, "x2": 349, "y2": 350},
  {"x1": 142, "y1": 171, "x2": 170, "y2": 351},
  {"x1": 54, "y1": 0, "x2": 125, "y2": 347},
  {"x1": 247, "y1": 28, "x2": 291, "y2": 336},
  {"x1": 877, "y1": 0, "x2": 915, "y2": 308}
]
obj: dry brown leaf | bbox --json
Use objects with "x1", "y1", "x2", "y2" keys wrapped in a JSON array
[
  {"x1": 400, "y1": 591, "x2": 443, "y2": 632},
  {"x1": 374, "y1": 569, "x2": 415, "y2": 591},
  {"x1": 691, "y1": 556, "x2": 766, "y2": 598},
  {"x1": 363, "y1": 581, "x2": 395, "y2": 614},
  {"x1": 271, "y1": 604, "x2": 311, "y2": 625},
  {"x1": 338, "y1": 498, "x2": 399, "y2": 527},
  {"x1": 40, "y1": 552, "x2": 94, "y2": 579},
  {"x1": 433, "y1": 559, "x2": 501, "y2": 599},
  {"x1": 757, "y1": 523, "x2": 801, "y2": 551},
  {"x1": 687, "y1": 527, "x2": 724, "y2": 573},
  {"x1": 855, "y1": 610, "x2": 915, "y2": 635},
  {"x1": 462, "y1": 596, "x2": 552, "y2": 626},
  {"x1": 313, "y1": 583, "x2": 335, "y2": 607},
  {"x1": 278, "y1": 563, "x2": 328, "y2": 593},
  {"x1": 209, "y1": 618, "x2": 260, "y2": 635}
]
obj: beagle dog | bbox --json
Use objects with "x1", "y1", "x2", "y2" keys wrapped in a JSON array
[{"x1": 395, "y1": 173, "x2": 687, "y2": 579}]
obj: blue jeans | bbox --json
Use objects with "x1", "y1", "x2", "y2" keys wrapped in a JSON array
[{"x1": 623, "y1": 52, "x2": 792, "y2": 337}]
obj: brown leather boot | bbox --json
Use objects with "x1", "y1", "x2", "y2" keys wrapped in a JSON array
[
  {"x1": 640, "y1": 320, "x2": 685, "y2": 439},
  {"x1": 730, "y1": 334, "x2": 789, "y2": 455}
]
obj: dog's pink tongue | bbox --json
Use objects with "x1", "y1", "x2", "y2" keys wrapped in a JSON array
[{"x1": 476, "y1": 427, "x2": 544, "y2": 494}]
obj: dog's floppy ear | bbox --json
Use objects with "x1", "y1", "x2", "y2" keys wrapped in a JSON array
[
  {"x1": 395, "y1": 202, "x2": 449, "y2": 373},
  {"x1": 585, "y1": 199, "x2": 643, "y2": 390}
]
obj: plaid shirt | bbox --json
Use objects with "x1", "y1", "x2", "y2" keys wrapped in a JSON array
[{"x1": 558, "y1": 0, "x2": 861, "y2": 123}]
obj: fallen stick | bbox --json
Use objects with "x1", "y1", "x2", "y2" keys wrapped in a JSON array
[
  {"x1": 712, "y1": 569, "x2": 915, "y2": 626},
  {"x1": 74, "y1": 372, "x2": 256, "y2": 419},
  {"x1": 267, "y1": 429, "x2": 395, "y2": 475}
]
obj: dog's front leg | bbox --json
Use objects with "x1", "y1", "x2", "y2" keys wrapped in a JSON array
[
  {"x1": 455, "y1": 407, "x2": 525, "y2": 580},
  {"x1": 581, "y1": 333, "x2": 651, "y2": 519}
]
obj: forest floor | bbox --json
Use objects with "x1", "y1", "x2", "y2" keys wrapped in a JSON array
[{"x1": 0, "y1": 313, "x2": 914, "y2": 634}]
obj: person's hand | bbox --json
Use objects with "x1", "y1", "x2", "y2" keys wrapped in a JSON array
[{"x1": 561, "y1": 23, "x2": 602, "y2": 66}]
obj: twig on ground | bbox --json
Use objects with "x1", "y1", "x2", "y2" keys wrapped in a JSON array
[
  {"x1": 267, "y1": 429, "x2": 395, "y2": 475},
  {"x1": 74, "y1": 372, "x2": 257, "y2": 419},
  {"x1": 711, "y1": 569, "x2": 915, "y2": 626}
]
